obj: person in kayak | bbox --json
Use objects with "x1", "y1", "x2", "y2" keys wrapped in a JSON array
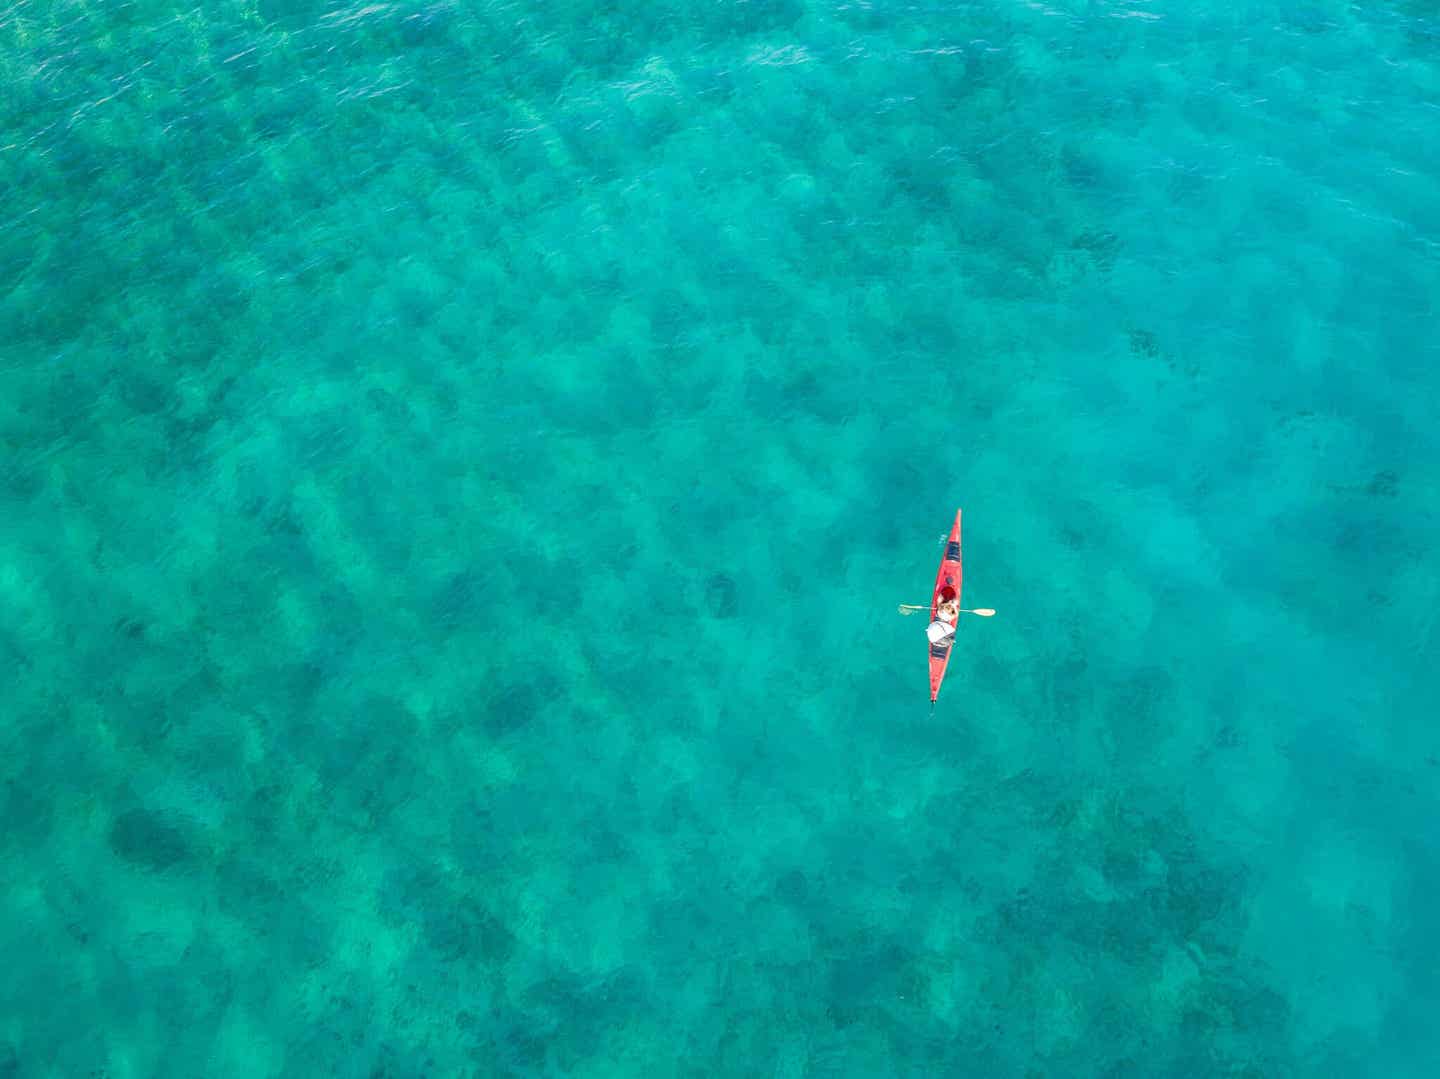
[{"x1": 928, "y1": 586, "x2": 960, "y2": 647}]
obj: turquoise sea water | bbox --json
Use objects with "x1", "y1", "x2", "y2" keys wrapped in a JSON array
[{"x1": 2, "y1": 0, "x2": 1438, "y2": 1074}]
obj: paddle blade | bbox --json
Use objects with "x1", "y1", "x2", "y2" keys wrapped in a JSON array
[
  {"x1": 971, "y1": 608, "x2": 996, "y2": 617},
  {"x1": 898, "y1": 604, "x2": 928, "y2": 615}
]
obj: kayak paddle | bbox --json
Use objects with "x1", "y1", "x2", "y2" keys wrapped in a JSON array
[{"x1": 898, "y1": 604, "x2": 995, "y2": 616}]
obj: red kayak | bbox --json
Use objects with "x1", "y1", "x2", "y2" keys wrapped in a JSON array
[{"x1": 929, "y1": 508, "x2": 964, "y2": 705}]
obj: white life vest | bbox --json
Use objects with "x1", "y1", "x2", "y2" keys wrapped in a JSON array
[{"x1": 926, "y1": 619, "x2": 955, "y2": 645}]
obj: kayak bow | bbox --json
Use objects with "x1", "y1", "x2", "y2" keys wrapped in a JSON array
[{"x1": 928, "y1": 508, "x2": 963, "y2": 705}]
